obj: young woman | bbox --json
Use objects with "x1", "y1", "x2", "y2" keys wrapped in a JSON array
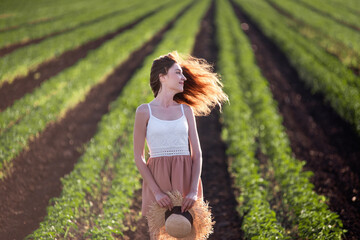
[{"x1": 133, "y1": 51, "x2": 228, "y2": 238}]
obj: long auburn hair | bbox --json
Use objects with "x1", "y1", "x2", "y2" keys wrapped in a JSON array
[{"x1": 150, "y1": 51, "x2": 229, "y2": 116}]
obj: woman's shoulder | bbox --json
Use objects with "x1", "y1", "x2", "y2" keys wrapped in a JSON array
[
  {"x1": 136, "y1": 103, "x2": 150, "y2": 115},
  {"x1": 182, "y1": 103, "x2": 193, "y2": 113},
  {"x1": 182, "y1": 104, "x2": 195, "y2": 120}
]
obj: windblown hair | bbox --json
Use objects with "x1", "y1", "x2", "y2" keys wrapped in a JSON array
[{"x1": 150, "y1": 51, "x2": 229, "y2": 116}]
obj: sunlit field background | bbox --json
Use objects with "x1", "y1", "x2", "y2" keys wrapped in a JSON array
[{"x1": 0, "y1": 0, "x2": 359, "y2": 239}]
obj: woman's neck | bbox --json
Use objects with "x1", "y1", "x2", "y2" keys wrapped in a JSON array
[{"x1": 152, "y1": 89, "x2": 178, "y2": 108}]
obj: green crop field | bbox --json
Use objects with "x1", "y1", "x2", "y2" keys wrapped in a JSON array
[{"x1": 0, "y1": 0, "x2": 359, "y2": 239}]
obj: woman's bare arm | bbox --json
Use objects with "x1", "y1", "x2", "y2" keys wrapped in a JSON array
[
  {"x1": 133, "y1": 104, "x2": 173, "y2": 210},
  {"x1": 182, "y1": 104, "x2": 203, "y2": 212}
]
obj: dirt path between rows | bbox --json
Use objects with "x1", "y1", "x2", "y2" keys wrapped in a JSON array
[
  {"x1": 193, "y1": 2, "x2": 244, "y2": 239},
  {"x1": 122, "y1": 1, "x2": 244, "y2": 239},
  {"x1": 231, "y1": 1, "x2": 360, "y2": 239},
  {"x1": 0, "y1": 2, "x2": 192, "y2": 239},
  {"x1": 0, "y1": 3, "x2": 168, "y2": 111}
]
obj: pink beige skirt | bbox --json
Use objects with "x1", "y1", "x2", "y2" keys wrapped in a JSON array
[{"x1": 141, "y1": 154, "x2": 203, "y2": 217}]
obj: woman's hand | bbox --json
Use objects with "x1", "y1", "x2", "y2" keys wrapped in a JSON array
[
  {"x1": 154, "y1": 191, "x2": 173, "y2": 211},
  {"x1": 181, "y1": 191, "x2": 198, "y2": 213}
]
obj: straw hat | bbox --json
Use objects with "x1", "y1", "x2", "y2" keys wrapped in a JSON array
[{"x1": 146, "y1": 190, "x2": 215, "y2": 239}]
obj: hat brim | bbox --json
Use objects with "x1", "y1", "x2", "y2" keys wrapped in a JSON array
[{"x1": 146, "y1": 190, "x2": 215, "y2": 239}]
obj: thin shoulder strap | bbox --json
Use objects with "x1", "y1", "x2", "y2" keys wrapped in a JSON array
[
  {"x1": 147, "y1": 103, "x2": 152, "y2": 116},
  {"x1": 180, "y1": 104, "x2": 184, "y2": 116}
]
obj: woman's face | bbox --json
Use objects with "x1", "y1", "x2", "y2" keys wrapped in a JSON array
[{"x1": 160, "y1": 63, "x2": 187, "y2": 94}]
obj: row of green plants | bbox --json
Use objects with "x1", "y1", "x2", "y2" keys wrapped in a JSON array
[
  {"x1": 0, "y1": 0, "x2": 187, "y2": 177},
  {"x1": 0, "y1": 0, "x2": 170, "y2": 85},
  {"x1": 237, "y1": 0, "x2": 360, "y2": 91},
  {"x1": 1, "y1": 0, "x2": 136, "y2": 48},
  {"x1": 276, "y1": 0, "x2": 360, "y2": 70},
  {"x1": 283, "y1": 15, "x2": 360, "y2": 70},
  {"x1": 234, "y1": 0, "x2": 360, "y2": 137},
  {"x1": 266, "y1": 0, "x2": 360, "y2": 57},
  {"x1": 215, "y1": 0, "x2": 286, "y2": 239},
  {"x1": 297, "y1": 0, "x2": 360, "y2": 28},
  {"x1": 219, "y1": 0, "x2": 346, "y2": 238},
  {"x1": 0, "y1": 0, "x2": 89, "y2": 30},
  {"x1": 263, "y1": 0, "x2": 360, "y2": 70},
  {"x1": 326, "y1": 0, "x2": 360, "y2": 16},
  {"x1": 27, "y1": 0, "x2": 209, "y2": 238}
]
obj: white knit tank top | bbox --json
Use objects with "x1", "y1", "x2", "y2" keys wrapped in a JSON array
[{"x1": 146, "y1": 103, "x2": 190, "y2": 158}]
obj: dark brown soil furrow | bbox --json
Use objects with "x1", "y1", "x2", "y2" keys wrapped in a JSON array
[
  {"x1": 0, "y1": 3, "x2": 168, "y2": 112},
  {"x1": 0, "y1": 3, "x2": 145, "y2": 57},
  {"x1": 193, "y1": 1, "x2": 244, "y2": 239},
  {"x1": 197, "y1": 108, "x2": 245, "y2": 240},
  {"x1": 0, "y1": 2, "x2": 193, "y2": 239},
  {"x1": 230, "y1": 1, "x2": 360, "y2": 239}
]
